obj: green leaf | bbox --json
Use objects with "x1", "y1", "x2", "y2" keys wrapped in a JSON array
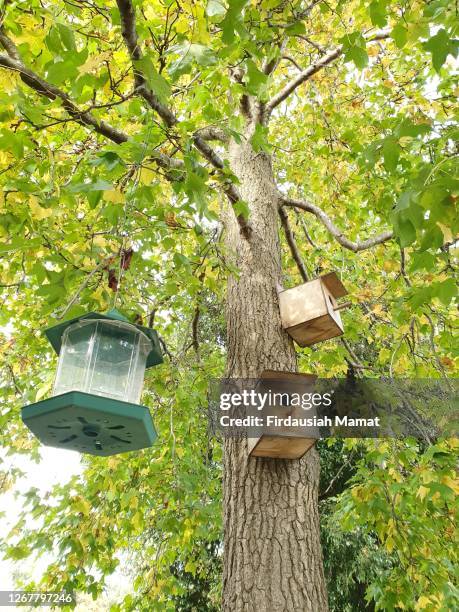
[
  {"x1": 391, "y1": 23, "x2": 407, "y2": 49},
  {"x1": 134, "y1": 57, "x2": 171, "y2": 102},
  {"x1": 45, "y1": 27, "x2": 63, "y2": 54},
  {"x1": 8, "y1": 545, "x2": 30, "y2": 560},
  {"x1": 45, "y1": 61, "x2": 69, "y2": 85},
  {"x1": 0, "y1": 237, "x2": 41, "y2": 255},
  {"x1": 424, "y1": 29, "x2": 459, "y2": 73},
  {"x1": 409, "y1": 252, "x2": 436, "y2": 272},
  {"x1": 250, "y1": 123, "x2": 270, "y2": 153},
  {"x1": 369, "y1": 1, "x2": 387, "y2": 28},
  {"x1": 394, "y1": 216, "x2": 416, "y2": 247},
  {"x1": 187, "y1": 44, "x2": 217, "y2": 67},
  {"x1": 173, "y1": 252, "x2": 191, "y2": 272},
  {"x1": 285, "y1": 22, "x2": 307, "y2": 36},
  {"x1": 344, "y1": 46, "x2": 368, "y2": 70},
  {"x1": 245, "y1": 59, "x2": 268, "y2": 96},
  {"x1": 395, "y1": 191, "x2": 413, "y2": 212},
  {"x1": 433, "y1": 279, "x2": 457, "y2": 306},
  {"x1": 221, "y1": 0, "x2": 248, "y2": 44},
  {"x1": 233, "y1": 199, "x2": 250, "y2": 220},
  {"x1": 56, "y1": 23, "x2": 76, "y2": 51},
  {"x1": 397, "y1": 119, "x2": 431, "y2": 138},
  {"x1": 87, "y1": 190, "x2": 103, "y2": 209},
  {"x1": 382, "y1": 138, "x2": 400, "y2": 172},
  {"x1": 419, "y1": 225, "x2": 444, "y2": 251},
  {"x1": 67, "y1": 179, "x2": 113, "y2": 193}
]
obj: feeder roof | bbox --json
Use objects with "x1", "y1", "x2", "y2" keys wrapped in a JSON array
[{"x1": 44, "y1": 308, "x2": 163, "y2": 368}]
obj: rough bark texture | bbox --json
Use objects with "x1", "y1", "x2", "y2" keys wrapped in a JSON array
[{"x1": 222, "y1": 136, "x2": 328, "y2": 611}]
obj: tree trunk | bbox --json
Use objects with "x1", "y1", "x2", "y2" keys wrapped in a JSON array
[{"x1": 222, "y1": 137, "x2": 328, "y2": 611}]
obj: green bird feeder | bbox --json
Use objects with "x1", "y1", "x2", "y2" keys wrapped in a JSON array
[{"x1": 21, "y1": 310, "x2": 163, "y2": 457}]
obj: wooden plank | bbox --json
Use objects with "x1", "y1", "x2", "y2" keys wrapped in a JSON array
[
  {"x1": 278, "y1": 278, "x2": 326, "y2": 329},
  {"x1": 322, "y1": 281, "x2": 344, "y2": 330},
  {"x1": 248, "y1": 372, "x2": 319, "y2": 459},
  {"x1": 259, "y1": 370, "x2": 316, "y2": 383},
  {"x1": 320, "y1": 271, "x2": 348, "y2": 298},
  {"x1": 286, "y1": 315, "x2": 343, "y2": 347},
  {"x1": 249, "y1": 435, "x2": 316, "y2": 459}
]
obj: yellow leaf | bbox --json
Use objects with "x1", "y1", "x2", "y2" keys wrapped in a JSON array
[
  {"x1": 438, "y1": 223, "x2": 452, "y2": 242},
  {"x1": 183, "y1": 527, "x2": 193, "y2": 543},
  {"x1": 78, "y1": 51, "x2": 112, "y2": 74},
  {"x1": 132, "y1": 511, "x2": 143, "y2": 530},
  {"x1": 139, "y1": 167, "x2": 157, "y2": 185},
  {"x1": 415, "y1": 596, "x2": 432, "y2": 610},
  {"x1": 93, "y1": 235, "x2": 108, "y2": 248},
  {"x1": 371, "y1": 304, "x2": 384, "y2": 316},
  {"x1": 442, "y1": 475, "x2": 459, "y2": 495},
  {"x1": 74, "y1": 497, "x2": 91, "y2": 516},
  {"x1": 36, "y1": 382, "x2": 52, "y2": 401},
  {"x1": 417, "y1": 485, "x2": 429, "y2": 501},
  {"x1": 107, "y1": 457, "x2": 121, "y2": 470},
  {"x1": 175, "y1": 446, "x2": 185, "y2": 459},
  {"x1": 383, "y1": 260, "x2": 397, "y2": 272},
  {"x1": 29, "y1": 195, "x2": 53, "y2": 220},
  {"x1": 0, "y1": 150, "x2": 11, "y2": 167},
  {"x1": 130, "y1": 496, "x2": 139, "y2": 510},
  {"x1": 104, "y1": 189, "x2": 125, "y2": 204}
]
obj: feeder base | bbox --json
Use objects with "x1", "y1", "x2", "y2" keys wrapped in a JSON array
[{"x1": 21, "y1": 391, "x2": 157, "y2": 456}]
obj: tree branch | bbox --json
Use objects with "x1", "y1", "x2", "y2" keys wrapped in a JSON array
[
  {"x1": 0, "y1": 52, "x2": 129, "y2": 144},
  {"x1": 1, "y1": 7, "x2": 249, "y2": 238},
  {"x1": 0, "y1": 37, "x2": 185, "y2": 172},
  {"x1": 116, "y1": 0, "x2": 250, "y2": 237},
  {"x1": 193, "y1": 135, "x2": 252, "y2": 238},
  {"x1": 116, "y1": 0, "x2": 177, "y2": 127},
  {"x1": 194, "y1": 126, "x2": 229, "y2": 143},
  {"x1": 266, "y1": 29, "x2": 390, "y2": 116},
  {"x1": 280, "y1": 195, "x2": 393, "y2": 252},
  {"x1": 262, "y1": 38, "x2": 287, "y2": 76},
  {"x1": 281, "y1": 55, "x2": 303, "y2": 71},
  {"x1": 278, "y1": 207, "x2": 309, "y2": 281}
]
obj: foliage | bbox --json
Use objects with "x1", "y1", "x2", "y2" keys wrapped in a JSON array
[
  {"x1": 335, "y1": 438, "x2": 459, "y2": 611},
  {"x1": 319, "y1": 440, "x2": 393, "y2": 612},
  {"x1": 0, "y1": 0, "x2": 457, "y2": 610}
]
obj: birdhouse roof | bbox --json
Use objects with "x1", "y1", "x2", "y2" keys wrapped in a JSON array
[
  {"x1": 320, "y1": 272, "x2": 348, "y2": 298},
  {"x1": 44, "y1": 309, "x2": 163, "y2": 368}
]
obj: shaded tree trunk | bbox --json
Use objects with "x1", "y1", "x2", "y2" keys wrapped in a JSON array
[{"x1": 222, "y1": 137, "x2": 328, "y2": 611}]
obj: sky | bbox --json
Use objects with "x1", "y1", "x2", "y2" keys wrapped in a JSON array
[
  {"x1": 0, "y1": 447, "x2": 82, "y2": 589},
  {"x1": 0, "y1": 445, "x2": 132, "y2": 608}
]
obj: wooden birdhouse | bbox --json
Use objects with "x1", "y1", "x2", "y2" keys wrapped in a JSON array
[
  {"x1": 248, "y1": 371, "x2": 319, "y2": 460},
  {"x1": 278, "y1": 272, "x2": 350, "y2": 347}
]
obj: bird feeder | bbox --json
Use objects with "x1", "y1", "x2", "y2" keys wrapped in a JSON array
[
  {"x1": 248, "y1": 371, "x2": 319, "y2": 460},
  {"x1": 21, "y1": 309, "x2": 163, "y2": 457},
  {"x1": 278, "y1": 272, "x2": 350, "y2": 347}
]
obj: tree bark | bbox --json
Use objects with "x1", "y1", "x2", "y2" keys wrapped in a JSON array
[{"x1": 222, "y1": 137, "x2": 328, "y2": 611}]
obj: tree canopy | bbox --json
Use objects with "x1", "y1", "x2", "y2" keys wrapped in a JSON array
[{"x1": 0, "y1": 0, "x2": 457, "y2": 610}]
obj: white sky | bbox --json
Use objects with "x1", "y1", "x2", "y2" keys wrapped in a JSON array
[
  {"x1": 0, "y1": 447, "x2": 131, "y2": 604},
  {"x1": 0, "y1": 447, "x2": 82, "y2": 589}
]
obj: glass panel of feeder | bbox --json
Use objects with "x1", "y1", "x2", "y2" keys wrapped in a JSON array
[
  {"x1": 127, "y1": 332, "x2": 151, "y2": 403},
  {"x1": 87, "y1": 321, "x2": 150, "y2": 403},
  {"x1": 53, "y1": 321, "x2": 96, "y2": 396}
]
